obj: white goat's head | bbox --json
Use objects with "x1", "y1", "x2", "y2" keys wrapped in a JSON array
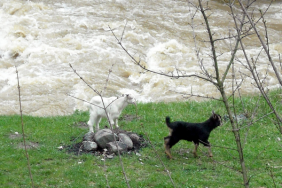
[{"x1": 122, "y1": 94, "x2": 136, "y2": 104}]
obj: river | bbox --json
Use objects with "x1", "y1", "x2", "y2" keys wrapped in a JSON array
[{"x1": 0, "y1": 0, "x2": 281, "y2": 116}]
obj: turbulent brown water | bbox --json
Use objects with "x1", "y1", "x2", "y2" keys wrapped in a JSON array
[{"x1": 0, "y1": 0, "x2": 281, "y2": 116}]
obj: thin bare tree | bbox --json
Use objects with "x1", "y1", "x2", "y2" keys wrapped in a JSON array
[
  {"x1": 69, "y1": 63, "x2": 131, "y2": 188},
  {"x1": 235, "y1": 0, "x2": 282, "y2": 134},
  {"x1": 108, "y1": 0, "x2": 282, "y2": 187},
  {"x1": 16, "y1": 67, "x2": 35, "y2": 188}
]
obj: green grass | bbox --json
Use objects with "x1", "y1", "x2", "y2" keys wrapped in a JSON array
[{"x1": 1, "y1": 91, "x2": 282, "y2": 187}]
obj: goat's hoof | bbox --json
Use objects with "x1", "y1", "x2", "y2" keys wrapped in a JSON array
[
  {"x1": 165, "y1": 153, "x2": 173, "y2": 160},
  {"x1": 167, "y1": 156, "x2": 173, "y2": 160}
]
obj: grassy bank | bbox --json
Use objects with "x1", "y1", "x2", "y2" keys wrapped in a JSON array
[{"x1": 1, "y1": 91, "x2": 282, "y2": 187}]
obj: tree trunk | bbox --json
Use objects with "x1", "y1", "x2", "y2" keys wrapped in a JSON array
[{"x1": 220, "y1": 87, "x2": 249, "y2": 188}]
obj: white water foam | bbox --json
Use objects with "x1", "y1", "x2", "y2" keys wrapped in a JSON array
[{"x1": 0, "y1": 0, "x2": 281, "y2": 116}]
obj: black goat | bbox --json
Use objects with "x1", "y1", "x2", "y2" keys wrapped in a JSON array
[{"x1": 164, "y1": 111, "x2": 222, "y2": 159}]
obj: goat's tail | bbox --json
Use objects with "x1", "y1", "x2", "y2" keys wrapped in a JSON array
[{"x1": 165, "y1": 116, "x2": 173, "y2": 128}]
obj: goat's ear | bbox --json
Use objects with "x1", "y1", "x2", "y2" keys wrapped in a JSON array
[{"x1": 212, "y1": 111, "x2": 216, "y2": 119}]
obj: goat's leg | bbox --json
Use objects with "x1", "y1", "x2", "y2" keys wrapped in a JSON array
[
  {"x1": 107, "y1": 116, "x2": 115, "y2": 129},
  {"x1": 87, "y1": 113, "x2": 96, "y2": 133},
  {"x1": 164, "y1": 136, "x2": 173, "y2": 159},
  {"x1": 208, "y1": 146, "x2": 213, "y2": 157},
  {"x1": 202, "y1": 141, "x2": 213, "y2": 157},
  {"x1": 193, "y1": 143, "x2": 199, "y2": 158},
  {"x1": 164, "y1": 135, "x2": 179, "y2": 159},
  {"x1": 114, "y1": 118, "x2": 119, "y2": 128},
  {"x1": 206, "y1": 142, "x2": 213, "y2": 157},
  {"x1": 94, "y1": 116, "x2": 101, "y2": 132}
]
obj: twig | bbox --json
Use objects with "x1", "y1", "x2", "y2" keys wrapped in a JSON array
[
  {"x1": 102, "y1": 149, "x2": 110, "y2": 188},
  {"x1": 69, "y1": 63, "x2": 100, "y2": 94},
  {"x1": 16, "y1": 66, "x2": 34, "y2": 188},
  {"x1": 266, "y1": 163, "x2": 277, "y2": 188},
  {"x1": 69, "y1": 63, "x2": 131, "y2": 188},
  {"x1": 173, "y1": 89, "x2": 222, "y2": 101},
  {"x1": 199, "y1": 139, "x2": 238, "y2": 151},
  {"x1": 189, "y1": 7, "x2": 212, "y2": 80},
  {"x1": 77, "y1": 144, "x2": 83, "y2": 156},
  {"x1": 108, "y1": 25, "x2": 218, "y2": 86},
  {"x1": 238, "y1": 0, "x2": 282, "y2": 87},
  {"x1": 141, "y1": 124, "x2": 176, "y2": 188},
  {"x1": 227, "y1": 78, "x2": 245, "y2": 101},
  {"x1": 196, "y1": 143, "x2": 243, "y2": 174},
  {"x1": 254, "y1": 144, "x2": 270, "y2": 161},
  {"x1": 102, "y1": 63, "x2": 116, "y2": 94},
  {"x1": 67, "y1": 93, "x2": 119, "y2": 110},
  {"x1": 120, "y1": 20, "x2": 128, "y2": 43},
  {"x1": 226, "y1": 111, "x2": 274, "y2": 132}
]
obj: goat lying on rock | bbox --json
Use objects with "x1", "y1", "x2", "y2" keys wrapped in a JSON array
[
  {"x1": 87, "y1": 94, "x2": 136, "y2": 133},
  {"x1": 164, "y1": 111, "x2": 222, "y2": 159}
]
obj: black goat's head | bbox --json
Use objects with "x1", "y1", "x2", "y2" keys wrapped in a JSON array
[{"x1": 211, "y1": 111, "x2": 222, "y2": 127}]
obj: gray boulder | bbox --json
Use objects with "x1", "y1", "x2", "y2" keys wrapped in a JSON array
[
  {"x1": 83, "y1": 141, "x2": 97, "y2": 151},
  {"x1": 106, "y1": 141, "x2": 128, "y2": 153},
  {"x1": 128, "y1": 133, "x2": 140, "y2": 145},
  {"x1": 94, "y1": 129, "x2": 118, "y2": 148},
  {"x1": 83, "y1": 132, "x2": 95, "y2": 141},
  {"x1": 119, "y1": 133, "x2": 133, "y2": 149}
]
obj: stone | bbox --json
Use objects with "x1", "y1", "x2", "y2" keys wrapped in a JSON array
[
  {"x1": 83, "y1": 141, "x2": 97, "y2": 151},
  {"x1": 106, "y1": 154, "x2": 114, "y2": 159},
  {"x1": 223, "y1": 113, "x2": 248, "y2": 123},
  {"x1": 106, "y1": 141, "x2": 128, "y2": 153},
  {"x1": 128, "y1": 133, "x2": 140, "y2": 145},
  {"x1": 94, "y1": 129, "x2": 118, "y2": 148},
  {"x1": 119, "y1": 133, "x2": 133, "y2": 149},
  {"x1": 83, "y1": 132, "x2": 95, "y2": 141}
]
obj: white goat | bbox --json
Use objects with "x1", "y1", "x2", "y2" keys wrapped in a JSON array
[{"x1": 87, "y1": 94, "x2": 136, "y2": 132}]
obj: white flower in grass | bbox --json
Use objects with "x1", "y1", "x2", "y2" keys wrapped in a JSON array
[
  {"x1": 57, "y1": 146, "x2": 63, "y2": 150},
  {"x1": 278, "y1": 137, "x2": 281, "y2": 141}
]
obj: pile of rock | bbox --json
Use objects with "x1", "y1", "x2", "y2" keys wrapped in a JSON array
[{"x1": 82, "y1": 129, "x2": 142, "y2": 154}]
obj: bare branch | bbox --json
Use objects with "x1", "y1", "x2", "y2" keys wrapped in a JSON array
[
  {"x1": 16, "y1": 66, "x2": 34, "y2": 188},
  {"x1": 174, "y1": 89, "x2": 222, "y2": 101},
  {"x1": 102, "y1": 149, "x2": 110, "y2": 188},
  {"x1": 120, "y1": 20, "x2": 128, "y2": 43},
  {"x1": 69, "y1": 63, "x2": 100, "y2": 95},
  {"x1": 238, "y1": 0, "x2": 282, "y2": 87},
  {"x1": 69, "y1": 64, "x2": 131, "y2": 188},
  {"x1": 141, "y1": 124, "x2": 176, "y2": 188},
  {"x1": 108, "y1": 25, "x2": 218, "y2": 85},
  {"x1": 102, "y1": 63, "x2": 115, "y2": 94}
]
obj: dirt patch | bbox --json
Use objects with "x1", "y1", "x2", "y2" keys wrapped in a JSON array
[
  {"x1": 8, "y1": 132, "x2": 39, "y2": 150},
  {"x1": 9, "y1": 132, "x2": 22, "y2": 139},
  {"x1": 65, "y1": 127, "x2": 148, "y2": 157},
  {"x1": 120, "y1": 114, "x2": 140, "y2": 122},
  {"x1": 17, "y1": 141, "x2": 40, "y2": 149}
]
